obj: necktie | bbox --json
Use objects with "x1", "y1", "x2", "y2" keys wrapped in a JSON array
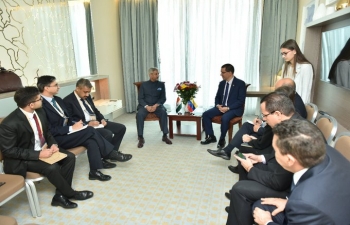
[
  {"x1": 51, "y1": 98, "x2": 62, "y2": 113},
  {"x1": 80, "y1": 98, "x2": 94, "y2": 114},
  {"x1": 33, "y1": 114, "x2": 46, "y2": 147},
  {"x1": 222, "y1": 82, "x2": 229, "y2": 106}
]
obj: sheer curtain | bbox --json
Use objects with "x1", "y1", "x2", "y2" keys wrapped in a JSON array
[
  {"x1": 119, "y1": 0, "x2": 159, "y2": 113},
  {"x1": 68, "y1": 1, "x2": 91, "y2": 77},
  {"x1": 158, "y1": 0, "x2": 263, "y2": 114}
]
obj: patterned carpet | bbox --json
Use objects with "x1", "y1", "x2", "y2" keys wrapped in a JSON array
[{"x1": 0, "y1": 112, "x2": 255, "y2": 225}]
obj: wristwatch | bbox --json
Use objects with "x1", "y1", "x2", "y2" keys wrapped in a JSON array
[{"x1": 227, "y1": 107, "x2": 230, "y2": 111}]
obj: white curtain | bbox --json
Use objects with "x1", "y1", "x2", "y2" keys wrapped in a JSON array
[
  {"x1": 21, "y1": 1, "x2": 77, "y2": 84},
  {"x1": 158, "y1": 0, "x2": 263, "y2": 114},
  {"x1": 68, "y1": 1, "x2": 91, "y2": 77}
]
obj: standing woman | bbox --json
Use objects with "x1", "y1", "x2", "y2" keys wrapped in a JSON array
[{"x1": 280, "y1": 39, "x2": 313, "y2": 103}]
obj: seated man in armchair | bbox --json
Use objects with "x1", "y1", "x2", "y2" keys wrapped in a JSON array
[
  {"x1": 201, "y1": 63, "x2": 246, "y2": 148},
  {"x1": 136, "y1": 67, "x2": 172, "y2": 148}
]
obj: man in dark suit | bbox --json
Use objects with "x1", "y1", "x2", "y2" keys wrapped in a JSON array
[
  {"x1": 207, "y1": 78, "x2": 306, "y2": 160},
  {"x1": 136, "y1": 67, "x2": 172, "y2": 148},
  {"x1": 63, "y1": 78, "x2": 131, "y2": 161},
  {"x1": 225, "y1": 93, "x2": 303, "y2": 225},
  {"x1": 253, "y1": 119, "x2": 350, "y2": 225},
  {"x1": 201, "y1": 64, "x2": 246, "y2": 148},
  {"x1": 0, "y1": 87, "x2": 93, "y2": 209},
  {"x1": 37, "y1": 76, "x2": 122, "y2": 182}
]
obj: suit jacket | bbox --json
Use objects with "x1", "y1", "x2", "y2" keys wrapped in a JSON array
[
  {"x1": 41, "y1": 96, "x2": 74, "y2": 137},
  {"x1": 294, "y1": 92, "x2": 307, "y2": 119},
  {"x1": 63, "y1": 92, "x2": 104, "y2": 123},
  {"x1": 137, "y1": 80, "x2": 166, "y2": 109},
  {"x1": 214, "y1": 77, "x2": 246, "y2": 116},
  {"x1": 269, "y1": 146, "x2": 350, "y2": 225},
  {"x1": 0, "y1": 108, "x2": 57, "y2": 177}
]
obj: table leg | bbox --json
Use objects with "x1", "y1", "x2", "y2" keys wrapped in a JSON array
[
  {"x1": 169, "y1": 118, "x2": 174, "y2": 139},
  {"x1": 196, "y1": 118, "x2": 201, "y2": 140},
  {"x1": 176, "y1": 120, "x2": 181, "y2": 127}
]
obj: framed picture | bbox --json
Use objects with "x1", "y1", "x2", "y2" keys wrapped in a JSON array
[{"x1": 299, "y1": 0, "x2": 316, "y2": 51}]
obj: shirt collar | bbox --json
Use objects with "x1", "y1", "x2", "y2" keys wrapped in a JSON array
[
  {"x1": 41, "y1": 95, "x2": 54, "y2": 103},
  {"x1": 19, "y1": 107, "x2": 36, "y2": 119},
  {"x1": 293, "y1": 168, "x2": 308, "y2": 185},
  {"x1": 227, "y1": 76, "x2": 234, "y2": 85}
]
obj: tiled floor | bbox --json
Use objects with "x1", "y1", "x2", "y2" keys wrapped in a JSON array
[{"x1": 0, "y1": 113, "x2": 255, "y2": 225}]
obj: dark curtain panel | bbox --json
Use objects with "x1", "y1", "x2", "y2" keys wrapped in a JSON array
[
  {"x1": 119, "y1": 0, "x2": 159, "y2": 112},
  {"x1": 260, "y1": 0, "x2": 298, "y2": 86},
  {"x1": 84, "y1": 2, "x2": 97, "y2": 75}
]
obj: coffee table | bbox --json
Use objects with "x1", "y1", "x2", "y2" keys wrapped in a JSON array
[{"x1": 168, "y1": 112, "x2": 202, "y2": 140}]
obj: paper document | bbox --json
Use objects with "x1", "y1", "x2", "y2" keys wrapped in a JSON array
[
  {"x1": 247, "y1": 120, "x2": 254, "y2": 125},
  {"x1": 67, "y1": 125, "x2": 88, "y2": 135},
  {"x1": 94, "y1": 124, "x2": 105, "y2": 129},
  {"x1": 40, "y1": 152, "x2": 67, "y2": 164}
]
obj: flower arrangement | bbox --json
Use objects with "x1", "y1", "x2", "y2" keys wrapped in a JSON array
[{"x1": 173, "y1": 81, "x2": 200, "y2": 105}]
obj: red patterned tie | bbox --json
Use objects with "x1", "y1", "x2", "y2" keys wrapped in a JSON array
[{"x1": 33, "y1": 114, "x2": 46, "y2": 147}]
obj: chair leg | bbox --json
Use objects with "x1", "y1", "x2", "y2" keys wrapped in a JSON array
[
  {"x1": 26, "y1": 180, "x2": 42, "y2": 217},
  {"x1": 228, "y1": 126, "x2": 233, "y2": 143},
  {"x1": 24, "y1": 183, "x2": 37, "y2": 218}
]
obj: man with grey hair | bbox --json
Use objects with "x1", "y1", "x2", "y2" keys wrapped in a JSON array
[
  {"x1": 136, "y1": 68, "x2": 172, "y2": 148},
  {"x1": 64, "y1": 78, "x2": 132, "y2": 162}
]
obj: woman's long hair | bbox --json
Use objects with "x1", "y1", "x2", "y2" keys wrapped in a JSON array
[
  {"x1": 281, "y1": 39, "x2": 311, "y2": 78},
  {"x1": 328, "y1": 38, "x2": 350, "y2": 84}
]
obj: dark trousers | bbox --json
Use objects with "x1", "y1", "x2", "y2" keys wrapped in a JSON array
[
  {"x1": 252, "y1": 200, "x2": 286, "y2": 224},
  {"x1": 95, "y1": 121, "x2": 126, "y2": 151},
  {"x1": 202, "y1": 107, "x2": 239, "y2": 139},
  {"x1": 26, "y1": 148, "x2": 76, "y2": 198},
  {"x1": 223, "y1": 122, "x2": 264, "y2": 155},
  {"x1": 136, "y1": 105, "x2": 168, "y2": 136},
  {"x1": 226, "y1": 180, "x2": 288, "y2": 225},
  {"x1": 54, "y1": 126, "x2": 114, "y2": 170}
]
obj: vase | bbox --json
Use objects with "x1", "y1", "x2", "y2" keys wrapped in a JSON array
[{"x1": 183, "y1": 102, "x2": 190, "y2": 114}]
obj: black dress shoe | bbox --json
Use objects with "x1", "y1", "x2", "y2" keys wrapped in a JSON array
[
  {"x1": 228, "y1": 165, "x2": 239, "y2": 174},
  {"x1": 51, "y1": 194, "x2": 77, "y2": 209},
  {"x1": 89, "y1": 170, "x2": 111, "y2": 181},
  {"x1": 225, "y1": 192, "x2": 231, "y2": 200},
  {"x1": 138, "y1": 137, "x2": 145, "y2": 148},
  {"x1": 162, "y1": 136, "x2": 173, "y2": 144},
  {"x1": 225, "y1": 206, "x2": 230, "y2": 213},
  {"x1": 217, "y1": 139, "x2": 226, "y2": 149},
  {"x1": 73, "y1": 191, "x2": 94, "y2": 200},
  {"x1": 102, "y1": 159, "x2": 117, "y2": 168},
  {"x1": 207, "y1": 149, "x2": 230, "y2": 160},
  {"x1": 115, "y1": 151, "x2": 132, "y2": 162},
  {"x1": 200, "y1": 136, "x2": 217, "y2": 145}
]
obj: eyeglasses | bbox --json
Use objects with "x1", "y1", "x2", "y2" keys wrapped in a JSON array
[
  {"x1": 261, "y1": 111, "x2": 275, "y2": 118},
  {"x1": 47, "y1": 83, "x2": 59, "y2": 87},
  {"x1": 32, "y1": 96, "x2": 43, "y2": 103},
  {"x1": 280, "y1": 50, "x2": 291, "y2": 56},
  {"x1": 220, "y1": 71, "x2": 228, "y2": 75}
]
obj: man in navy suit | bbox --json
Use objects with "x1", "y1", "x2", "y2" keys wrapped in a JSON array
[
  {"x1": 37, "y1": 76, "x2": 122, "y2": 182},
  {"x1": 252, "y1": 119, "x2": 350, "y2": 225},
  {"x1": 201, "y1": 64, "x2": 246, "y2": 148},
  {"x1": 0, "y1": 87, "x2": 93, "y2": 209},
  {"x1": 63, "y1": 78, "x2": 132, "y2": 162}
]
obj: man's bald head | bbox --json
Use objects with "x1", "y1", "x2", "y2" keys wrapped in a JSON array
[{"x1": 275, "y1": 78, "x2": 296, "y2": 91}]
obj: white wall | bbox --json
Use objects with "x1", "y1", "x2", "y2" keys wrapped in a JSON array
[{"x1": 90, "y1": 0, "x2": 125, "y2": 106}]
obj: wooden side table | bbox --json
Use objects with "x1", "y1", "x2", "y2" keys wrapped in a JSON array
[{"x1": 168, "y1": 112, "x2": 202, "y2": 140}]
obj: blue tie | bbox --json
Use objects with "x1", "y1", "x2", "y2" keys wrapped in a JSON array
[
  {"x1": 80, "y1": 98, "x2": 94, "y2": 114},
  {"x1": 51, "y1": 98, "x2": 62, "y2": 113},
  {"x1": 222, "y1": 82, "x2": 229, "y2": 106}
]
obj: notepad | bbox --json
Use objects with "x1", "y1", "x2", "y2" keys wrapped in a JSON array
[{"x1": 39, "y1": 152, "x2": 67, "y2": 164}]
